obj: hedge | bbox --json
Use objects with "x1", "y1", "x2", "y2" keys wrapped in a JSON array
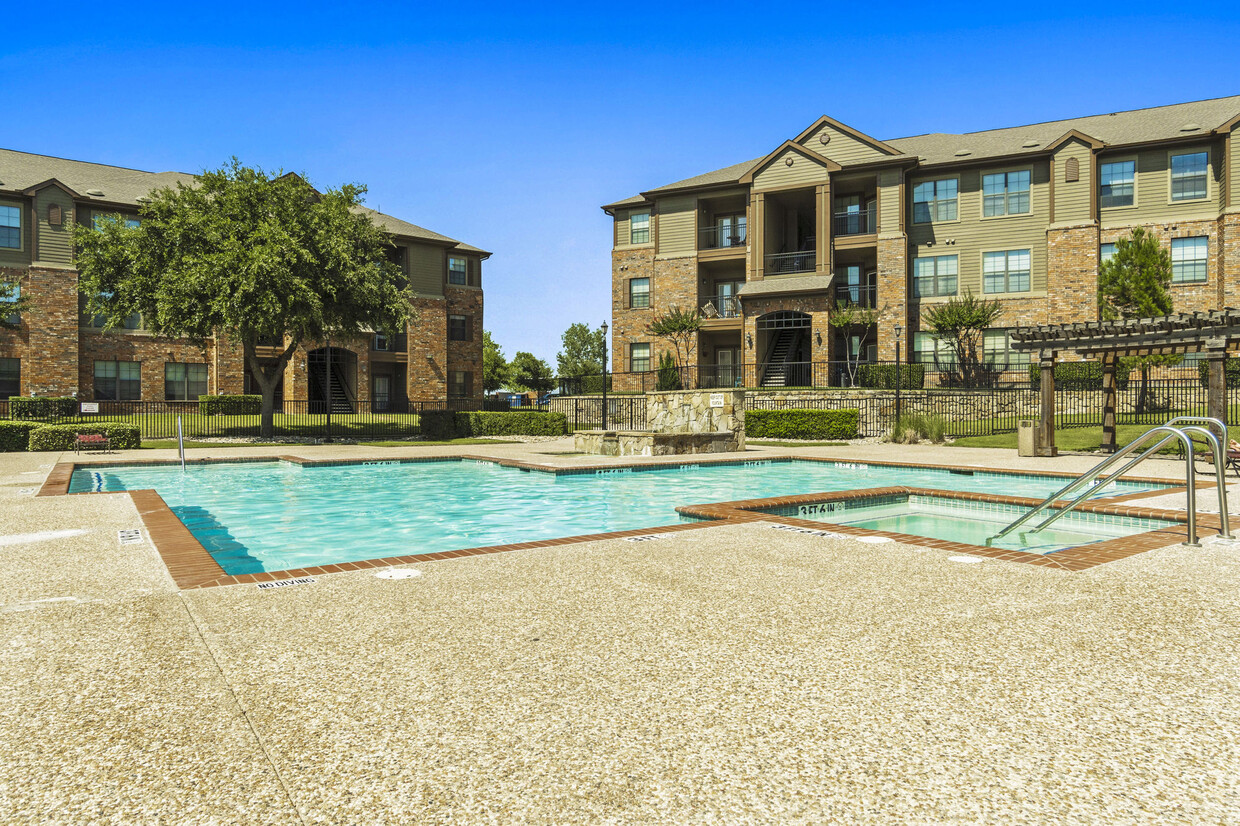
[
  {"x1": 27, "y1": 423, "x2": 142, "y2": 452},
  {"x1": 1198, "y1": 359, "x2": 1240, "y2": 388},
  {"x1": 746, "y1": 408, "x2": 859, "y2": 440},
  {"x1": 1027, "y1": 361, "x2": 1131, "y2": 390},
  {"x1": 7, "y1": 396, "x2": 79, "y2": 419},
  {"x1": 856, "y1": 363, "x2": 925, "y2": 390},
  {"x1": 421, "y1": 411, "x2": 569, "y2": 439},
  {"x1": 199, "y1": 394, "x2": 263, "y2": 415},
  {"x1": 0, "y1": 421, "x2": 40, "y2": 452}
]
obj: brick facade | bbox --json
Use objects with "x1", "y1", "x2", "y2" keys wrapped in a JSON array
[
  {"x1": 610, "y1": 248, "x2": 698, "y2": 392},
  {"x1": 1047, "y1": 222, "x2": 1101, "y2": 324}
]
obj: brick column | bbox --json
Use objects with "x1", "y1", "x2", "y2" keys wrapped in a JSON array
[
  {"x1": 25, "y1": 267, "x2": 80, "y2": 396},
  {"x1": 1047, "y1": 222, "x2": 1101, "y2": 323},
  {"x1": 212, "y1": 333, "x2": 247, "y2": 395},
  {"x1": 1222, "y1": 212, "x2": 1240, "y2": 309},
  {"x1": 1038, "y1": 351, "x2": 1058, "y2": 457},
  {"x1": 876, "y1": 233, "x2": 908, "y2": 360}
]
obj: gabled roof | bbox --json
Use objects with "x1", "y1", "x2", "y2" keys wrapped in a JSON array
[
  {"x1": 793, "y1": 115, "x2": 901, "y2": 156},
  {"x1": 0, "y1": 148, "x2": 487, "y2": 255},
  {"x1": 21, "y1": 177, "x2": 83, "y2": 198},
  {"x1": 737, "y1": 141, "x2": 841, "y2": 184}
]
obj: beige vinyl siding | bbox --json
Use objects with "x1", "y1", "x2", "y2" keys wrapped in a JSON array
[
  {"x1": 0, "y1": 196, "x2": 32, "y2": 267},
  {"x1": 802, "y1": 124, "x2": 886, "y2": 166},
  {"x1": 877, "y1": 169, "x2": 901, "y2": 233},
  {"x1": 614, "y1": 206, "x2": 653, "y2": 249},
  {"x1": 33, "y1": 188, "x2": 74, "y2": 267},
  {"x1": 1052, "y1": 140, "x2": 1092, "y2": 224},
  {"x1": 908, "y1": 161, "x2": 1050, "y2": 297},
  {"x1": 1100, "y1": 143, "x2": 1221, "y2": 224},
  {"x1": 407, "y1": 242, "x2": 445, "y2": 296},
  {"x1": 1230, "y1": 132, "x2": 1239, "y2": 209},
  {"x1": 655, "y1": 195, "x2": 696, "y2": 258},
  {"x1": 752, "y1": 149, "x2": 830, "y2": 191}
]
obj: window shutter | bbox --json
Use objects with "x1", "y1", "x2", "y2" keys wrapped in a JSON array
[
  {"x1": 468, "y1": 259, "x2": 476, "y2": 287},
  {"x1": 1065, "y1": 157, "x2": 1079, "y2": 183},
  {"x1": 622, "y1": 282, "x2": 630, "y2": 310}
]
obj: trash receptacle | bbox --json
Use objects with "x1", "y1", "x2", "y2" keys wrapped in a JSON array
[{"x1": 1018, "y1": 420, "x2": 1038, "y2": 457}]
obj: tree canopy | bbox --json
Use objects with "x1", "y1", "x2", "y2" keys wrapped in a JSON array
[
  {"x1": 507, "y1": 351, "x2": 555, "y2": 393},
  {"x1": 556, "y1": 322, "x2": 606, "y2": 378},
  {"x1": 482, "y1": 331, "x2": 509, "y2": 393},
  {"x1": 0, "y1": 279, "x2": 30, "y2": 331},
  {"x1": 922, "y1": 291, "x2": 1003, "y2": 387},
  {"x1": 645, "y1": 306, "x2": 702, "y2": 368},
  {"x1": 1098, "y1": 227, "x2": 1173, "y2": 321},
  {"x1": 73, "y1": 159, "x2": 412, "y2": 435}
]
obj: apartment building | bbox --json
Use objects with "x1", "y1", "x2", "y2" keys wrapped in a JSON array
[
  {"x1": 0, "y1": 149, "x2": 487, "y2": 407},
  {"x1": 604, "y1": 95, "x2": 1240, "y2": 388}
]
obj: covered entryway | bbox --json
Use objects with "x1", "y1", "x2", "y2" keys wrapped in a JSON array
[{"x1": 307, "y1": 347, "x2": 358, "y2": 414}]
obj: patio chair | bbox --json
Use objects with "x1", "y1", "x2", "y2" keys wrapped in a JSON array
[{"x1": 74, "y1": 433, "x2": 110, "y2": 454}]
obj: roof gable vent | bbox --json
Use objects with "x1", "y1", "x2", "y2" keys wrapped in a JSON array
[
  {"x1": 1064, "y1": 157, "x2": 1080, "y2": 183},
  {"x1": 1180, "y1": 122, "x2": 1201, "y2": 132},
  {"x1": 85, "y1": 189, "x2": 105, "y2": 197},
  {"x1": 953, "y1": 149, "x2": 971, "y2": 157}
]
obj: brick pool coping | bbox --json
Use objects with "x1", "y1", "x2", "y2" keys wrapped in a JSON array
[{"x1": 39, "y1": 452, "x2": 1203, "y2": 587}]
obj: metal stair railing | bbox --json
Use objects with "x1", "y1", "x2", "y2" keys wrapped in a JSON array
[{"x1": 986, "y1": 424, "x2": 1213, "y2": 548}]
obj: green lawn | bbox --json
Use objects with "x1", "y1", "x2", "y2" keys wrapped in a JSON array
[
  {"x1": 953, "y1": 422, "x2": 1240, "y2": 452},
  {"x1": 42, "y1": 411, "x2": 425, "y2": 440}
]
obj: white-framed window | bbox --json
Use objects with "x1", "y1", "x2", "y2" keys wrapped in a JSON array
[
  {"x1": 982, "y1": 170, "x2": 1031, "y2": 217},
  {"x1": 0, "y1": 357, "x2": 18, "y2": 397},
  {"x1": 1100, "y1": 242, "x2": 1116, "y2": 264},
  {"x1": 983, "y1": 329, "x2": 1031, "y2": 369},
  {"x1": 983, "y1": 249, "x2": 1031, "y2": 294},
  {"x1": 1099, "y1": 161, "x2": 1135, "y2": 208},
  {"x1": 629, "y1": 211, "x2": 650, "y2": 244},
  {"x1": 165, "y1": 363, "x2": 208, "y2": 401},
  {"x1": 374, "y1": 333, "x2": 390, "y2": 351},
  {"x1": 628, "y1": 277, "x2": 650, "y2": 309},
  {"x1": 912, "y1": 255, "x2": 958, "y2": 298},
  {"x1": 0, "y1": 205, "x2": 20, "y2": 249},
  {"x1": 448, "y1": 257, "x2": 468, "y2": 286},
  {"x1": 630, "y1": 342, "x2": 651, "y2": 372},
  {"x1": 1171, "y1": 236, "x2": 1208, "y2": 283},
  {"x1": 912, "y1": 178, "x2": 958, "y2": 223},
  {"x1": 94, "y1": 360, "x2": 141, "y2": 400},
  {"x1": 1170, "y1": 152, "x2": 1208, "y2": 201},
  {"x1": 913, "y1": 332, "x2": 956, "y2": 367}
]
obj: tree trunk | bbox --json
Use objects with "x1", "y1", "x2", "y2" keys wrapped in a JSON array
[
  {"x1": 244, "y1": 342, "x2": 297, "y2": 440},
  {"x1": 1137, "y1": 363, "x2": 1151, "y2": 415}
]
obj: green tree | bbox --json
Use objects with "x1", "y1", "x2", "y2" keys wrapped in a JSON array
[
  {"x1": 922, "y1": 291, "x2": 1003, "y2": 388},
  {"x1": 482, "y1": 331, "x2": 509, "y2": 393},
  {"x1": 646, "y1": 305, "x2": 702, "y2": 372},
  {"x1": 507, "y1": 351, "x2": 555, "y2": 393},
  {"x1": 656, "y1": 351, "x2": 683, "y2": 391},
  {"x1": 73, "y1": 159, "x2": 412, "y2": 436},
  {"x1": 827, "y1": 299, "x2": 881, "y2": 387},
  {"x1": 0, "y1": 279, "x2": 31, "y2": 331},
  {"x1": 1099, "y1": 227, "x2": 1177, "y2": 413},
  {"x1": 556, "y1": 322, "x2": 606, "y2": 379}
]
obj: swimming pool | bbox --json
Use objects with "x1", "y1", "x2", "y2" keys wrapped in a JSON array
[{"x1": 71, "y1": 458, "x2": 1169, "y2": 574}]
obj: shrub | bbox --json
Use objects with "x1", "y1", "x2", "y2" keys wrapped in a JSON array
[
  {"x1": 27, "y1": 423, "x2": 141, "y2": 451},
  {"x1": 420, "y1": 410, "x2": 568, "y2": 439},
  {"x1": 856, "y1": 363, "x2": 925, "y2": 390},
  {"x1": 199, "y1": 394, "x2": 263, "y2": 415},
  {"x1": 1027, "y1": 361, "x2": 1131, "y2": 391},
  {"x1": 0, "y1": 421, "x2": 39, "y2": 452},
  {"x1": 1197, "y1": 359, "x2": 1240, "y2": 388},
  {"x1": 579, "y1": 375, "x2": 613, "y2": 394},
  {"x1": 889, "y1": 413, "x2": 948, "y2": 444},
  {"x1": 656, "y1": 352, "x2": 682, "y2": 391},
  {"x1": 746, "y1": 409, "x2": 859, "y2": 440},
  {"x1": 7, "y1": 396, "x2": 78, "y2": 419}
]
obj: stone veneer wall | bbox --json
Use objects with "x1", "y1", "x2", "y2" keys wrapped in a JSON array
[
  {"x1": 875, "y1": 233, "x2": 908, "y2": 360},
  {"x1": 646, "y1": 389, "x2": 744, "y2": 442}
]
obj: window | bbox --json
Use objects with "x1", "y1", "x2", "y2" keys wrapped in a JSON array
[
  {"x1": 628, "y1": 277, "x2": 650, "y2": 309},
  {"x1": 374, "y1": 333, "x2": 390, "y2": 351},
  {"x1": 983, "y1": 249, "x2": 1031, "y2": 294},
  {"x1": 912, "y1": 179, "x2": 958, "y2": 223},
  {"x1": 982, "y1": 170, "x2": 1031, "y2": 217},
  {"x1": 912, "y1": 255, "x2": 958, "y2": 298},
  {"x1": 1099, "y1": 161, "x2": 1135, "y2": 208},
  {"x1": 1171, "y1": 236, "x2": 1208, "y2": 283},
  {"x1": 165, "y1": 363, "x2": 208, "y2": 401},
  {"x1": 983, "y1": 329, "x2": 1031, "y2": 370},
  {"x1": 630, "y1": 342, "x2": 651, "y2": 372},
  {"x1": 629, "y1": 211, "x2": 650, "y2": 244},
  {"x1": 716, "y1": 214, "x2": 746, "y2": 247},
  {"x1": 1170, "y1": 152, "x2": 1208, "y2": 201},
  {"x1": 913, "y1": 332, "x2": 955, "y2": 367},
  {"x1": 0, "y1": 358, "x2": 18, "y2": 397},
  {"x1": 448, "y1": 314, "x2": 469, "y2": 341},
  {"x1": 1100, "y1": 243, "x2": 1116, "y2": 264},
  {"x1": 1, "y1": 282, "x2": 19, "y2": 325},
  {"x1": 86, "y1": 291, "x2": 141, "y2": 329},
  {"x1": 94, "y1": 360, "x2": 140, "y2": 400},
  {"x1": 448, "y1": 257, "x2": 468, "y2": 286},
  {"x1": 91, "y1": 213, "x2": 140, "y2": 230},
  {"x1": 0, "y1": 205, "x2": 19, "y2": 249},
  {"x1": 448, "y1": 370, "x2": 472, "y2": 398}
]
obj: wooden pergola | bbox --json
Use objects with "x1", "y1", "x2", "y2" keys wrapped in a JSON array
[{"x1": 1012, "y1": 310, "x2": 1240, "y2": 455}]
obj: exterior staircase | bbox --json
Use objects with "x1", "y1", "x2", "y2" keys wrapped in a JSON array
[
  {"x1": 761, "y1": 330, "x2": 800, "y2": 387},
  {"x1": 308, "y1": 361, "x2": 355, "y2": 413}
]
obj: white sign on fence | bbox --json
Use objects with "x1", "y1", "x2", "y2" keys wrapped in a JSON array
[
  {"x1": 709, "y1": 393, "x2": 725, "y2": 408},
  {"x1": 80, "y1": 402, "x2": 99, "y2": 414}
]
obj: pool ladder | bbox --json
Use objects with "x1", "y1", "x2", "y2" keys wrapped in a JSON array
[{"x1": 986, "y1": 417, "x2": 1232, "y2": 548}]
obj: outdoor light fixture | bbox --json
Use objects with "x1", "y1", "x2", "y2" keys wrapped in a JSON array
[
  {"x1": 600, "y1": 320, "x2": 609, "y2": 431},
  {"x1": 746, "y1": 333, "x2": 753, "y2": 347},
  {"x1": 815, "y1": 330, "x2": 822, "y2": 346},
  {"x1": 894, "y1": 322, "x2": 903, "y2": 341}
]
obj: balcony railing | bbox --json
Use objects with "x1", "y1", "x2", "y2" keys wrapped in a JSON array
[
  {"x1": 373, "y1": 332, "x2": 408, "y2": 353},
  {"x1": 699, "y1": 223, "x2": 747, "y2": 250},
  {"x1": 701, "y1": 293, "x2": 741, "y2": 319},
  {"x1": 834, "y1": 283, "x2": 877, "y2": 309},
  {"x1": 833, "y1": 205, "x2": 876, "y2": 237},
  {"x1": 765, "y1": 250, "x2": 815, "y2": 274}
]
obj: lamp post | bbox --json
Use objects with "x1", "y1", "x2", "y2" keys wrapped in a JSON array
[
  {"x1": 893, "y1": 323, "x2": 903, "y2": 426},
  {"x1": 600, "y1": 320, "x2": 609, "y2": 431}
]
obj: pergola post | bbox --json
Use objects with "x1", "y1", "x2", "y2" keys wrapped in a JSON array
[
  {"x1": 1038, "y1": 351, "x2": 1058, "y2": 457},
  {"x1": 1207, "y1": 347, "x2": 1228, "y2": 429},
  {"x1": 1101, "y1": 353, "x2": 1118, "y2": 454}
]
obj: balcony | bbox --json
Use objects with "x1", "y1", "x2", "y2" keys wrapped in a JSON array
[
  {"x1": 765, "y1": 250, "x2": 815, "y2": 275},
  {"x1": 833, "y1": 205, "x2": 876, "y2": 237},
  {"x1": 834, "y1": 283, "x2": 877, "y2": 309},
  {"x1": 699, "y1": 222, "x2": 747, "y2": 251},
  {"x1": 373, "y1": 332, "x2": 408, "y2": 353},
  {"x1": 701, "y1": 292, "x2": 741, "y2": 319}
]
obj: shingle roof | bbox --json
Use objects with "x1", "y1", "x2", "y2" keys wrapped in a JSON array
[
  {"x1": 604, "y1": 94, "x2": 1240, "y2": 207},
  {"x1": 0, "y1": 148, "x2": 487, "y2": 254},
  {"x1": 738, "y1": 274, "x2": 833, "y2": 297}
]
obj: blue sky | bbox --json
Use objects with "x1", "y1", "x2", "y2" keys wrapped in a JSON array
[{"x1": 4, "y1": 2, "x2": 1239, "y2": 366}]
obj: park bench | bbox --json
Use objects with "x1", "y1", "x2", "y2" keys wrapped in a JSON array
[{"x1": 74, "y1": 433, "x2": 110, "y2": 454}]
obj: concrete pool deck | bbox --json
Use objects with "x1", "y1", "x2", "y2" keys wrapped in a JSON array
[{"x1": 2, "y1": 440, "x2": 1239, "y2": 821}]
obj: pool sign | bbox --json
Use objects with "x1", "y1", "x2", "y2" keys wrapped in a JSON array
[
  {"x1": 257, "y1": 577, "x2": 316, "y2": 590},
  {"x1": 80, "y1": 402, "x2": 99, "y2": 414},
  {"x1": 709, "y1": 393, "x2": 725, "y2": 408}
]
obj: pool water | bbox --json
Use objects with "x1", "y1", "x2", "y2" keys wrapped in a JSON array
[
  {"x1": 70, "y1": 458, "x2": 1168, "y2": 573},
  {"x1": 786, "y1": 494, "x2": 1177, "y2": 554}
]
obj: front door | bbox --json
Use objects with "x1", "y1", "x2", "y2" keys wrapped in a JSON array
[
  {"x1": 716, "y1": 347, "x2": 741, "y2": 387},
  {"x1": 374, "y1": 376, "x2": 391, "y2": 412}
]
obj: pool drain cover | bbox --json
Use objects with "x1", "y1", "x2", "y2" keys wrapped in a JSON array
[
  {"x1": 375, "y1": 568, "x2": 422, "y2": 580},
  {"x1": 117, "y1": 529, "x2": 143, "y2": 546}
]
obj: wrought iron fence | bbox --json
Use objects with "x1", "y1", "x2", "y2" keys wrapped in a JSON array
[
  {"x1": 698, "y1": 223, "x2": 747, "y2": 250},
  {"x1": 543, "y1": 395, "x2": 647, "y2": 431},
  {"x1": 765, "y1": 250, "x2": 815, "y2": 274},
  {"x1": 833, "y1": 205, "x2": 876, "y2": 236}
]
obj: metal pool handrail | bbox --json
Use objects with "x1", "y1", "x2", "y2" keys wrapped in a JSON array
[
  {"x1": 986, "y1": 425, "x2": 1201, "y2": 547},
  {"x1": 177, "y1": 415, "x2": 186, "y2": 472}
]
